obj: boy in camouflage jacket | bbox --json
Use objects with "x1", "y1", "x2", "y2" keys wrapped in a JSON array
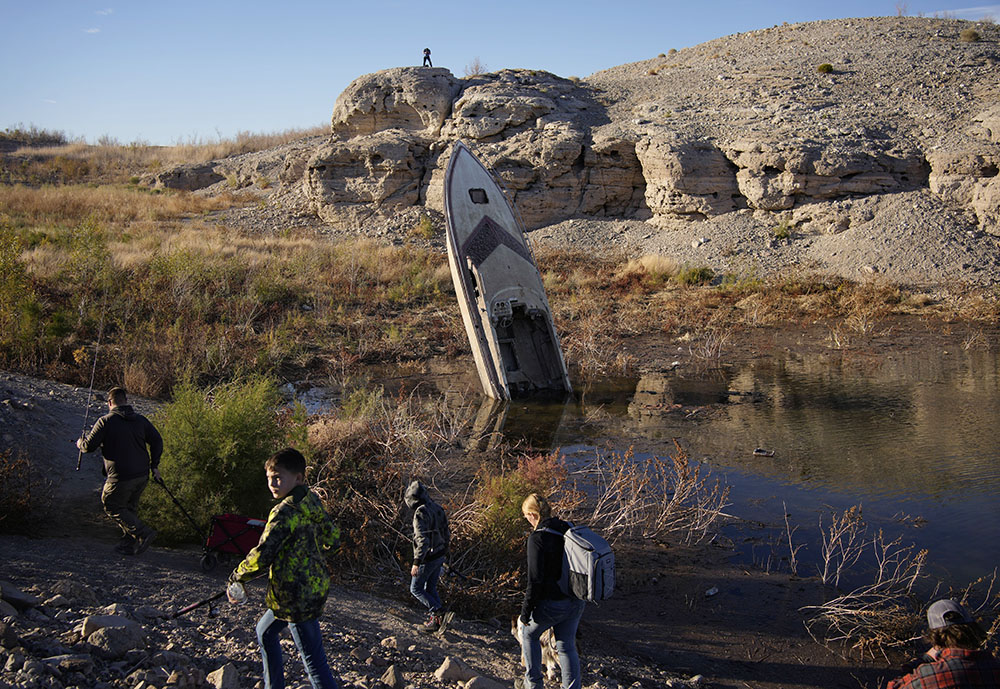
[{"x1": 229, "y1": 448, "x2": 342, "y2": 689}]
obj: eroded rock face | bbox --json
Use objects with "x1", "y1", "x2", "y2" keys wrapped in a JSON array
[
  {"x1": 289, "y1": 16, "x2": 999, "y2": 235},
  {"x1": 305, "y1": 131, "x2": 430, "y2": 227},
  {"x1": 300, "y1": 67, "x2": 941, "y2": 230},
  {"x1": 723, "y1": 140, "x2": 929, "y2": 211},
  {"x1": 928, "y1": 150, "x2": 1000, "y2": 234},
  {"x1": 636, "y1": 136, "x2": 741, "y2": 219},
  {"x1": 332, "y1": 67, "x2": 461, "y2": 138}
]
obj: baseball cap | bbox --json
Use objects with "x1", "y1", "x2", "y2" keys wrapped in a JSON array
[{"x1": 926, "y1": 599, "x2": 973, "y2": 630}]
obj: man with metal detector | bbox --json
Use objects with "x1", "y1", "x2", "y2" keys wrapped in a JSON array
[{"x1": 77, "y1": 387, "x2": 163, "y2": 556}]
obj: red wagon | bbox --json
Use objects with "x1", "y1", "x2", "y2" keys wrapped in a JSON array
[{"x1": 200, "y1": 513, "x2": 266, "y2": 572}]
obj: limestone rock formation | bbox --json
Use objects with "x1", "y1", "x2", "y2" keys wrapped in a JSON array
[{"x1": 176, "y1": 17, "x2": 1000, "y2": 244}]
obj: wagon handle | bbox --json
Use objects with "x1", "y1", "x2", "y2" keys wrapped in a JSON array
[{"x1": 154, "y1": 475, "x2": 208, "y2": 543}]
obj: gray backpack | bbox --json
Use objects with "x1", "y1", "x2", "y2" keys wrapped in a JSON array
[{"x1": 545, "y1": 523, "x2": 615, "y2": 602}]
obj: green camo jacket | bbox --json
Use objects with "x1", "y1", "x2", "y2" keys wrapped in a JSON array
[{"x1": 230, "y1": 485, "x2": 340, "y2": 622}]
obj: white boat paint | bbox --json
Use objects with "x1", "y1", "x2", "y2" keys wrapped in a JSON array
[{"x1": 443, "y1": 141, "x2": 572, "y2": 400}]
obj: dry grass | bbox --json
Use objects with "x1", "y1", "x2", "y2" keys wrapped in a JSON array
[
  {"x1": 14, "y1": 126, "x2": 328, "y2": 167},
  {"x1": 0, "y1": 184, "x2": 243, "y2": 226},
  {"x1": 2, "y1": 125, "x2": 328, "y2": 185}
]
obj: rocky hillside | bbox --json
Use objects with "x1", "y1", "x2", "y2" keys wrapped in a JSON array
[{"x1": 154, "y1": 16, "x2": 1000, "y2": 286}]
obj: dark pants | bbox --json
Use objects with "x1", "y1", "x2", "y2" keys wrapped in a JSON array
[
  {"x1": 101, "y1": 475, "x2": 152, "y2": 541},
  {"x1": 423, "y1": 56, "x2": 432, "y2": 67},
  {"x1": 410, "y1": 555, "x2": 444, "y2": 613}
]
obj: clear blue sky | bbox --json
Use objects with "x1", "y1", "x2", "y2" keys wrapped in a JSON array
[{"x1": 3, "y1": 0, "x2": 998, "y2": 145}]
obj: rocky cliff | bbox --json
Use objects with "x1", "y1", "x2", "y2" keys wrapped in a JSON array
[
  {"x1": 280, "y1": 16, "x2": 998, "y2": 236},
  {"x1": 147, "y1": 17, "x2": 1000, "y2": 284}
]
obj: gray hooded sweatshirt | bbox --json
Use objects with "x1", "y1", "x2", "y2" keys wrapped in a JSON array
[{"x1": 404, "y1": 480, "x2": 449, "y2": 565}]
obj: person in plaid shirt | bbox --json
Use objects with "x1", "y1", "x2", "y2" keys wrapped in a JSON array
[{"x1": 887, "y1": 599, "x2": 1000, "y2": 688}]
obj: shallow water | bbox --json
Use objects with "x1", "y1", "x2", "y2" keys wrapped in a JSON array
[{"x1": 302, "y1": 341, "x2": 1000, "y2": 588}]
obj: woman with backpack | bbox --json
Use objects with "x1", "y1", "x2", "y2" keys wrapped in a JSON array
[{"x1": 519, "y1": 493, "x2": 586, "y2": 689}]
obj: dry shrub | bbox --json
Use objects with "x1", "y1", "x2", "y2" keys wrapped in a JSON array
[
  {"x1": 0, "y1": 449, "x2": 51, "y2": 533},
  {"x1": 616, "y1": 254, "x2": 679, "y2": 288},
  {"x1": 445, "y1": 450, "x2": 580, "y2": 616},
  {"x1": 307, "y1": 387, "x2": 476, "y2": 576},
  {"x1": 560, "y1": 307, "x2": 637, "y2": 379},
  {"x1": 9, "y1": 125, "x2": 328, "y2": 179},
  {"x1": 577, "y1": 440, "x2": 730, "y2": 544},
  {"x1": 841, "y1": 278, "x2": 901, "y2": 334},
  {"x1": 803, "y1": 530, "x2": 929, "y2": 660}
]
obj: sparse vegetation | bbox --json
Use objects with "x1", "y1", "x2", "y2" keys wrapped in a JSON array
[
  {"x1": 675, "y1": 265, "x2": 715, "y2": 286},
  {"x1": 409, "y1": 214, "x2": 437, "y2": 240},
  {"x1": 1, "y1": 125, "x2": 328, "y2": 185},
  {"x1": 0, "y1": 449, "x2": 51, "y2": 533},
  {"x1": 464, "y1": 57, "x2": 488, "y2": 77},
  {"x1": 773, "y1": 217, "x2": 794, "y2": 239},
  {"x1": 960, "y1": 28, "x2": 981, "y2": 42},
  {"x1": 817, "y1": 63, "x2": 834, "y2": 73}
]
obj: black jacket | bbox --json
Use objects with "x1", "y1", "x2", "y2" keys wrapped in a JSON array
[
  {"x1": 520, "y1": 516, "x2": 570, "y2": 623},
  {"x1": 81, "y1": 405, "x2": 163, "y2": 481},
  {"x1": 404, "y1": 480, "x2": 449, "y2": 565}
]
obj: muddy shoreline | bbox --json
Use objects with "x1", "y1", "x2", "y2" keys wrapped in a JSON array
[{"x1": 2, "y1": 321, "x2": 995, "y2": 689}]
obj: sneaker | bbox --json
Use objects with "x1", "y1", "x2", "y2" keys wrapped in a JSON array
[
  {"x1": 418, "y1": 614, "x2": 442, "y2": 633},
  {"x1": 135, "y1": 529, "x2": 157, "y2": 555},
  {"x1": 114, "y1": 541, "x2": 136, "y2": 555}
]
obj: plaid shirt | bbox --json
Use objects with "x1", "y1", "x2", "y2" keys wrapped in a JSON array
[{"x1": 887, "y1": 648, "x2": 1000, "y2": 689}]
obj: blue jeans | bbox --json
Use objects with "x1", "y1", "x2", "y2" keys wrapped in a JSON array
[
  {"x1": 410, "y1": 555, "x2": 444, "y2": 613},
  {"x1": 520, "y1": 598, "x2": 586, "y2": 689},
  {"x1": 256, "y1": 609, "x2": 340, "y2": 689}
]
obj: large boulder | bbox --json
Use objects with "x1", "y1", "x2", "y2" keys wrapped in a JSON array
[
  {"x1": 636, "y1": 136, "x2": 742, "y2": 218},
  {"x1": 332, "y1": 67, "x2": 461, "y2": 138},
  {"x1": 305, "y1": 131, "x2": 430, "y2": 228}
]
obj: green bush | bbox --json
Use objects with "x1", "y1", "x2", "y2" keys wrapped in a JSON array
[
  {"x1": 142, "y1": 376, "x2": 305, "y2": 543},
  {"x1": 410, "y1": 214, "x2": 436, "y2": 240},
  {"x1": 817, "y1": 63, "x2": 834, "y2": 74},
  {"x1": 675, "y1": 266, "x2": 715, "y2": 286},
  {"x1": 472, "y1": 451, "x2": 566, "y2": 550}
]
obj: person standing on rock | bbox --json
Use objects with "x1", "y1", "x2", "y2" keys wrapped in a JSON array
[
  {"x1": 422, "y1": 47, "x2": 432, "y2": 67},
  {"x1": 228, "y1": 448, "x2": 342, "y2": 689},
  {"x1": 405, "y1": 479, "x2": 450, "y2": 632},
  {"x1": 519, "y1": 493, "x2": 586, "y2": 689},
  {"x1": 77, "y1": 386, "x2": 162, "y2": 556}
]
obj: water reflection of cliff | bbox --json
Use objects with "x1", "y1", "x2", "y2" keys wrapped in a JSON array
[{"x1": 623, "y1": 348, "x2": 1000, "y2": 499}]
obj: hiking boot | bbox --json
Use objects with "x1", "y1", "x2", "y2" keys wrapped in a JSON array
[
  {"x1": 418, "y1": 613, "x2": 442, "y2": 633},
  {"x1": 114, "y1": 541, "x2": 136, "y2": 555},
  {"x1": 135, "y1": 529, "x2": 157, "y2": 555}
]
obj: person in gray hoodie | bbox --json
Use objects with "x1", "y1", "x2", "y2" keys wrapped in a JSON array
[
  {"x1": 78, "y1": 387, "x2": 163, "y2": 555},
  {"x1": 404, "y1": 479, "x2": 449, "y2": 632}
]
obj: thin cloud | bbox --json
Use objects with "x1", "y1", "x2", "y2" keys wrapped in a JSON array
[
  {"x1": 96, "y1": 8, "x2": 113, "y2": 15},
  {"x1": 931, "y1": 4, "x2": 1000, "y2": 18},
  {"x1": 84, "y1": 27, "x2": 101, "y2": 34},
  {"x1": 43, "y1": 99, "x2": 57, "y2": 104}
]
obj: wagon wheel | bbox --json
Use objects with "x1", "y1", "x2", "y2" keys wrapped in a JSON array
[{"x1": 200, "y1": 551, "x2": 219, "y2": 572}]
